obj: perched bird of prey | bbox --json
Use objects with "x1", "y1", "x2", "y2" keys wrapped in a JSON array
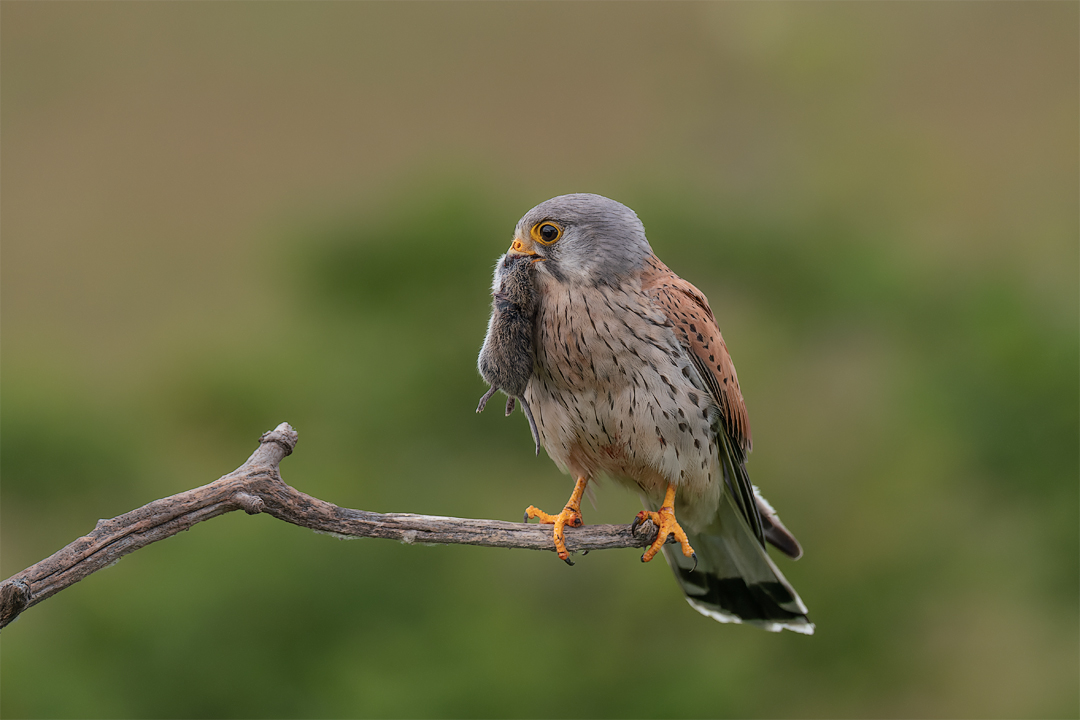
[{"x1": 478, "y1": 193, "x2": 813, "y2": 633}]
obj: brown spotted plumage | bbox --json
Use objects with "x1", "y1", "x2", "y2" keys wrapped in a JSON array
[{"x1": 478, "y1": 194, "x2": 812, "y2": 633}]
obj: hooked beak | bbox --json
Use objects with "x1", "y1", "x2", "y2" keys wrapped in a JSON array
[
  {"x1": 508, "y1": 236, "x2": 544, "y2": 261},
  {"x1": 508, "y1": 236, "x2": 536, "y2": 256}
]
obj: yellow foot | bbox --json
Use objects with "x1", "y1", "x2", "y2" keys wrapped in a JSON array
[
  {"x1": 524, "y1": 476, "x2": 588, "y2": 565},
  {"x1": 632, "y1": 483, "x2": 697, "y2": 569}
]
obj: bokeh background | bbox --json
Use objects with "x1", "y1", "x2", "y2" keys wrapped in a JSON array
[{"x1": 2, "y1": 3, "x2": 1077, "y2": 718}]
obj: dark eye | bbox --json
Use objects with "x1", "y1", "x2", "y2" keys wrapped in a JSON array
[{"x1": 538, "y1": 223, "x2": 560, "y2": 243}]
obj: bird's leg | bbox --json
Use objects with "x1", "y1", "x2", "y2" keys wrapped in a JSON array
[
  {"x1": 633, "y1": 483, "x2": 696, "y2": 565},
  {"x1": 524, "y1": 476, "x2": 588, "y2": 565}
]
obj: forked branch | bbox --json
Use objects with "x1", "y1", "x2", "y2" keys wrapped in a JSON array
[{"x1": 0, "y1": 423, "x2": 658, "y2": 630}]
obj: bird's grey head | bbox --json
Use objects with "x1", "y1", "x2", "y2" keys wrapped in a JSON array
[{"x1": 506, "y1": 194, "x2": 653, "y2": 285}]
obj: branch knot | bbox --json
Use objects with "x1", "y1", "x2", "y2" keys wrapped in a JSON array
[
  {"x1": 0, "y1": 580, "x2": 31, "y2": 628},
  {"x1": 259, "y1": 423, "x2": 297, "y2": 456},
  {"x1": 233, "y1": 492, "x2": 265, "y2": 515}
]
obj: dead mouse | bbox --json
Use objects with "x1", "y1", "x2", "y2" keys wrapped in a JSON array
[{"x1": 477, "y1": 252, "x2": 541, "y2": 455}]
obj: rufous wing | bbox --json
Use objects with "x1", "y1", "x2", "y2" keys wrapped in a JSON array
[{"x1": 641, "y1": 255, "x2": 752, "y2": 456}]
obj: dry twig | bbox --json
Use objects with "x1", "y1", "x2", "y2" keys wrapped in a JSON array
[{"x1": 0, "y1": 422, "x2": 659, "y2": 630}]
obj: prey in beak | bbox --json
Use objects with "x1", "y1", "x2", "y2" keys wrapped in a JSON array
[{"x1": 476, "y1": 252, "x2": 542, "y2": 455}]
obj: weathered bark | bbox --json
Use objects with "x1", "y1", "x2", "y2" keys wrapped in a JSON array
[{"x1": 0, "y1": 423, "x2": 660, "y2": 630}]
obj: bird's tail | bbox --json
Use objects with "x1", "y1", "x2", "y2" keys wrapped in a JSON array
[{"x1": 660, "y1": 491, "x2": 814, "y2": 634}]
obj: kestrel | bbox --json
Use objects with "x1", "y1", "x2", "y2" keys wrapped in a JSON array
[{"x1": 479, "y1": 193, "x2": 812, "y2": 634}]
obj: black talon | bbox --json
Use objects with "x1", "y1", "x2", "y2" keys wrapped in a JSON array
[
  {"x1": 581, "y1": 550, "x2": 589, "y2": 556},
  {"x1": 690, "y1": 552, "x2": 698, "y2": 573},
  {"x1": 563, "y1": 556, "x2": 575, "y2": 567},
  {"x1": 640, "y1": 553, "x2": 647, "y2": 563}
]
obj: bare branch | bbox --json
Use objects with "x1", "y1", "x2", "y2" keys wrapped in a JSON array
[{"x1": 0, "y1": 423, "x2": 658, "y2": 630}]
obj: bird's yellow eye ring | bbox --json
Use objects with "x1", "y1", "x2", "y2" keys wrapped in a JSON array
[{"x1": 531, "y1": 222, "x2": 562, "y2": 245}]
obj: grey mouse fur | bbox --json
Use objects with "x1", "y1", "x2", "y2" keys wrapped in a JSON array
[{"x1": 476, "y1": 253, "x2": 541, "y2": 455}]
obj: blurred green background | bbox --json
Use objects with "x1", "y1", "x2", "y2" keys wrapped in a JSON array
[{"x1": 2, "y1": 3, "x2": 1077, "y2": 718}]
